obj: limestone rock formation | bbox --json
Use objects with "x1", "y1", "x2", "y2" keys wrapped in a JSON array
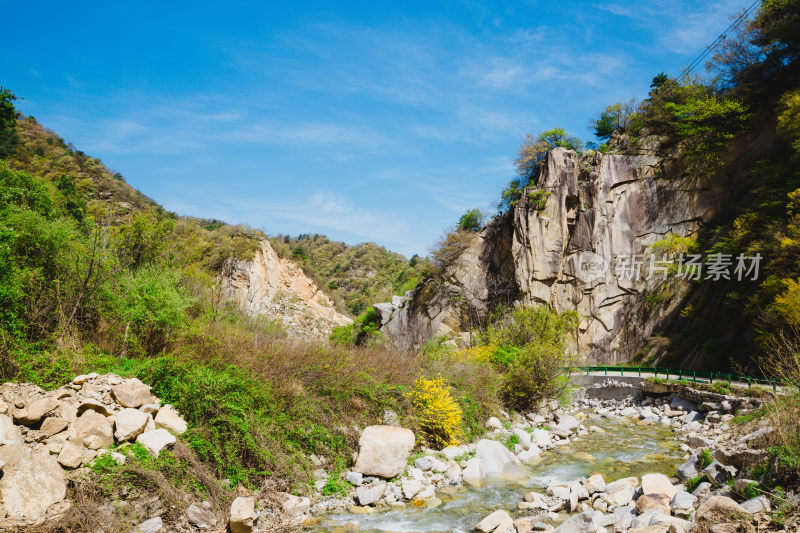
[
  {"x1": 376, "y1": 147, "x2": 738, "y2": 363},
  {"x1": 220, "y1": 240, "x2": 352, "y2": 339}
]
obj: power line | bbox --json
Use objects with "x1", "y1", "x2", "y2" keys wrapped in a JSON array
[{"x1": 679, "y1": 0, "x2": 761, "y2": 78}]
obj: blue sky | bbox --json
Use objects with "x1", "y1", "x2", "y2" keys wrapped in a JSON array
[{"x1": 1, "y1": 0, "x2": 751, "y2": 256}]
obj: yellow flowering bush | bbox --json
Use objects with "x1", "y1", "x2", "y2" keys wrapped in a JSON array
[
  {"x1": 407, "y1": 376, "x2": 463, "y2": 448},
  {"x1": 452, "y1": 344, "x2": 495, "y2": 364}
]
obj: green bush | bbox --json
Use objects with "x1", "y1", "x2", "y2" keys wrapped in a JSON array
[
  {"x1": 112, "y1": 265, "x2": 193, "y2": 354},
  {"x1": 699, "y1": 448, "x2": 714, "y2": 468},
  {"x1": 686, "y1": 474, "x2": 706, "y2": 492},
  {"x1": 481, "y1": 306, "x2": 579, "y2": 410},
  {"x1": 329, "y1": 307, "x2": 383, "y2": 347},
  {"x1": 527, "y1": 189, "x2": 551, "y2": 210},
  {"x1": 135, "y1": 356, "x2": 324, "y2": 487}
]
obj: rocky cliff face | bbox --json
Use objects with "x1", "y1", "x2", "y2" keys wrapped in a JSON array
[
  {"x1": 220, "y1": 240, "x2": 352, "y2": 338},
  {"x1": 376, "y1": 147, "x2": 736, "y2": 363}
]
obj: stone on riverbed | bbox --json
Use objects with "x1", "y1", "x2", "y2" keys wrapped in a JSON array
[
  {"x1": 462, "y1": 457, "x2": 484, "y2": 487},
  {"x1": 676, "y1": 457, "x2": 698, "y2": 481},
  {"x1": 670, "y1": 490, "x2": 697, "y2": 516},
  {"x1": 352, "y1": 425, "x2": 415, "y2": 479},
  {"x1": 476, "y1": 509, "x2": 514, "y2": 533},
  {"x1": 401, "y1": 479, "x2": 422, "y2": 499},
  {"x1": 641, "y1": 473, "x2": 677, "y2": 499},
  {"x1": 703, "y1": 460, "x2": 735, "y2": 484},
  {"x1": 414, "y1": 455, "x2": 446, "y2": 472},
  {"x1": 553, "y1": 509, "x2": 601, "y2": 532},
  {"x1": 475, "y1": 439, "x2": 527, "y2": 482},
  {"x1": 356, "y1": 483, "x2": 385, "y2": 506},
  {"x1": 584, "y1": 474, "x2": 606, "y2": 494},
  {"x1": 531, "y1": 428, "x2": 552, "y2": 448},
  {"x1": 512, "y1": 428, "x2": 533, "y2": 450},
  {"x1": 636, "y1": 493, "x2": 672, "y2": 515}
]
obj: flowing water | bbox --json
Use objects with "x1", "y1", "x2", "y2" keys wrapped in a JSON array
[{"x1": 311, "y1": 412, "x2": 684, "y2": 533}]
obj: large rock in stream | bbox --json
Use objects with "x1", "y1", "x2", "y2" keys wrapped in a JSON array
[
  {"x1": 353, "y1": 425, "x2": 415, "y2": 479},
  {"x1": 475, "y1": 439, "x2": 528, "y2": 482}
]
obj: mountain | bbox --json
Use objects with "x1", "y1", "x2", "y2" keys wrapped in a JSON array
[{"x1": 374, "y1": 23, "x2": 800, "y2": 372}]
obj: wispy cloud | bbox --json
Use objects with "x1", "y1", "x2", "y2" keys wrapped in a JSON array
[{"x1": 225, "y1": 122, "x2": 387, "y2": 147}]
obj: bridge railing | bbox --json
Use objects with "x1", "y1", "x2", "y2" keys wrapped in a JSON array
[{"x1": 569, "y1": 365, "x2": 781, "y2": 392}]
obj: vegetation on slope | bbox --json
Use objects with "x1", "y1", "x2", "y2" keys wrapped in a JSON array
[
  {"x1": 582, "y1": 0, "x2": 800, "y2": 371},
  {"x1": 0, "y1": 88, "x2": 573, "y2": 529},
  {"x1": 268, "y1": 234, "x2": 428, "y2": 316}
]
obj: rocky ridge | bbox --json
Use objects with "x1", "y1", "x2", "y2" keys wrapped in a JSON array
[
  {"x1": 375, "y1": 147, "x2": 743, "y2": 363},
  {"x1": 220, "y1": 239, "x2": 352, "y2": 339}
]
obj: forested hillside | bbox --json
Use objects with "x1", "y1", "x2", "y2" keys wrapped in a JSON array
[{"x1": 269, "y1": 234, "x2": 428, "y2": 315}]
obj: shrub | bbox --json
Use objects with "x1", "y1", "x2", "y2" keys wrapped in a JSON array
[
  {"x1": 501, "y1": 343, "x2": 574, "y2": 410},
  {"x1": 112, "y1": 265, "x2": 193, "y2": 355},
  {"x1": 686, "y1": 474, "x2": 706, "y2": 492},
  {"x1": 528, "y1": 189, "x2": 551, "y2": 210},
  {"x1": 329, "y1": 307, "x2": 383, "y2": 347},
  {"x1": 482, "y1": 306, "x2": 579, "y2": 410},
  {"x1": 452, "y1": 344, "x2": 495, "y2": 364},
  {"x1": 407, "y1": 376, "x2": 463, "y2": 448},
  {"x1": 699, "y1": 448, "x2": 714, "y2": 468}
]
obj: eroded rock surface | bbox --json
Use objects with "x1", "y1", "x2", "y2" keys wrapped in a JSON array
[
  {"x1": 376, "y1": 147, "x2": 738, "y2": 363},
  {"x1": 220, "y1": 239, "x2": 352, "y2": 339}
]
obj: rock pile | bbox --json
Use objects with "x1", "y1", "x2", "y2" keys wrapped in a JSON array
[{"x1": 0, "y1": 373, "x2": 187, "y2": 529}]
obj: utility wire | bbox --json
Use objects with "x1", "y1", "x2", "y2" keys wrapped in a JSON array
[{"x1": 679, "y1": 0, "x2": 761, "y2": 78}]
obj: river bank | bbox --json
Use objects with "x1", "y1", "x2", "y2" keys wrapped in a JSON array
[{"x1": 272, "y1": 379, "x2": 798, "y2": 533}]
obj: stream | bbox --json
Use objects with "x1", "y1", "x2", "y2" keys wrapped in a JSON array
[{"x1": 311, "y1": 412, "x2": 684, "y2": 532}]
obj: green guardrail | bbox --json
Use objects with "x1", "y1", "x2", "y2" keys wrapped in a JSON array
[{"x1": 570, "y1": 366, "x2": 781, "y2": 392}]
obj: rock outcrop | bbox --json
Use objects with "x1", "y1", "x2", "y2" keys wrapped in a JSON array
[
  {"x1": 376, "y1": 147, "x2": 738, "y2": 363},
  {"x1": 220, "y1": 240, "x2": 352, "y2": 339}
]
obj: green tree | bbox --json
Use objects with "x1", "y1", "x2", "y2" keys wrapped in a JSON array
[
  {"x1": 593, "y1": 100, "x2": 639, "y2": 140},
  {"x1": 291, "y1": 245, "x2": 308, "y2": 261},
  {"x1": 457, "y1": 209, "x2": 485, "y2": 232},
  {"x1": 778, "y1": 89, "x2": 800, "y2": 159},
  {"x1": 501, "y1": 128, "x2": 583, "y2": 212},
  {"x1": 0, "y1": 87, "x2": 20, "y2": 159}
]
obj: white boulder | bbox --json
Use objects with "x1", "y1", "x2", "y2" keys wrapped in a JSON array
[{"x1": 352, "y1": 425, "x2": 414, "y2": 478}]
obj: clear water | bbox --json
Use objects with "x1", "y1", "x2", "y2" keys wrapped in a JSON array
[{"x1": 311, "y1": 413, "x2": 683, "y2": 532}]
